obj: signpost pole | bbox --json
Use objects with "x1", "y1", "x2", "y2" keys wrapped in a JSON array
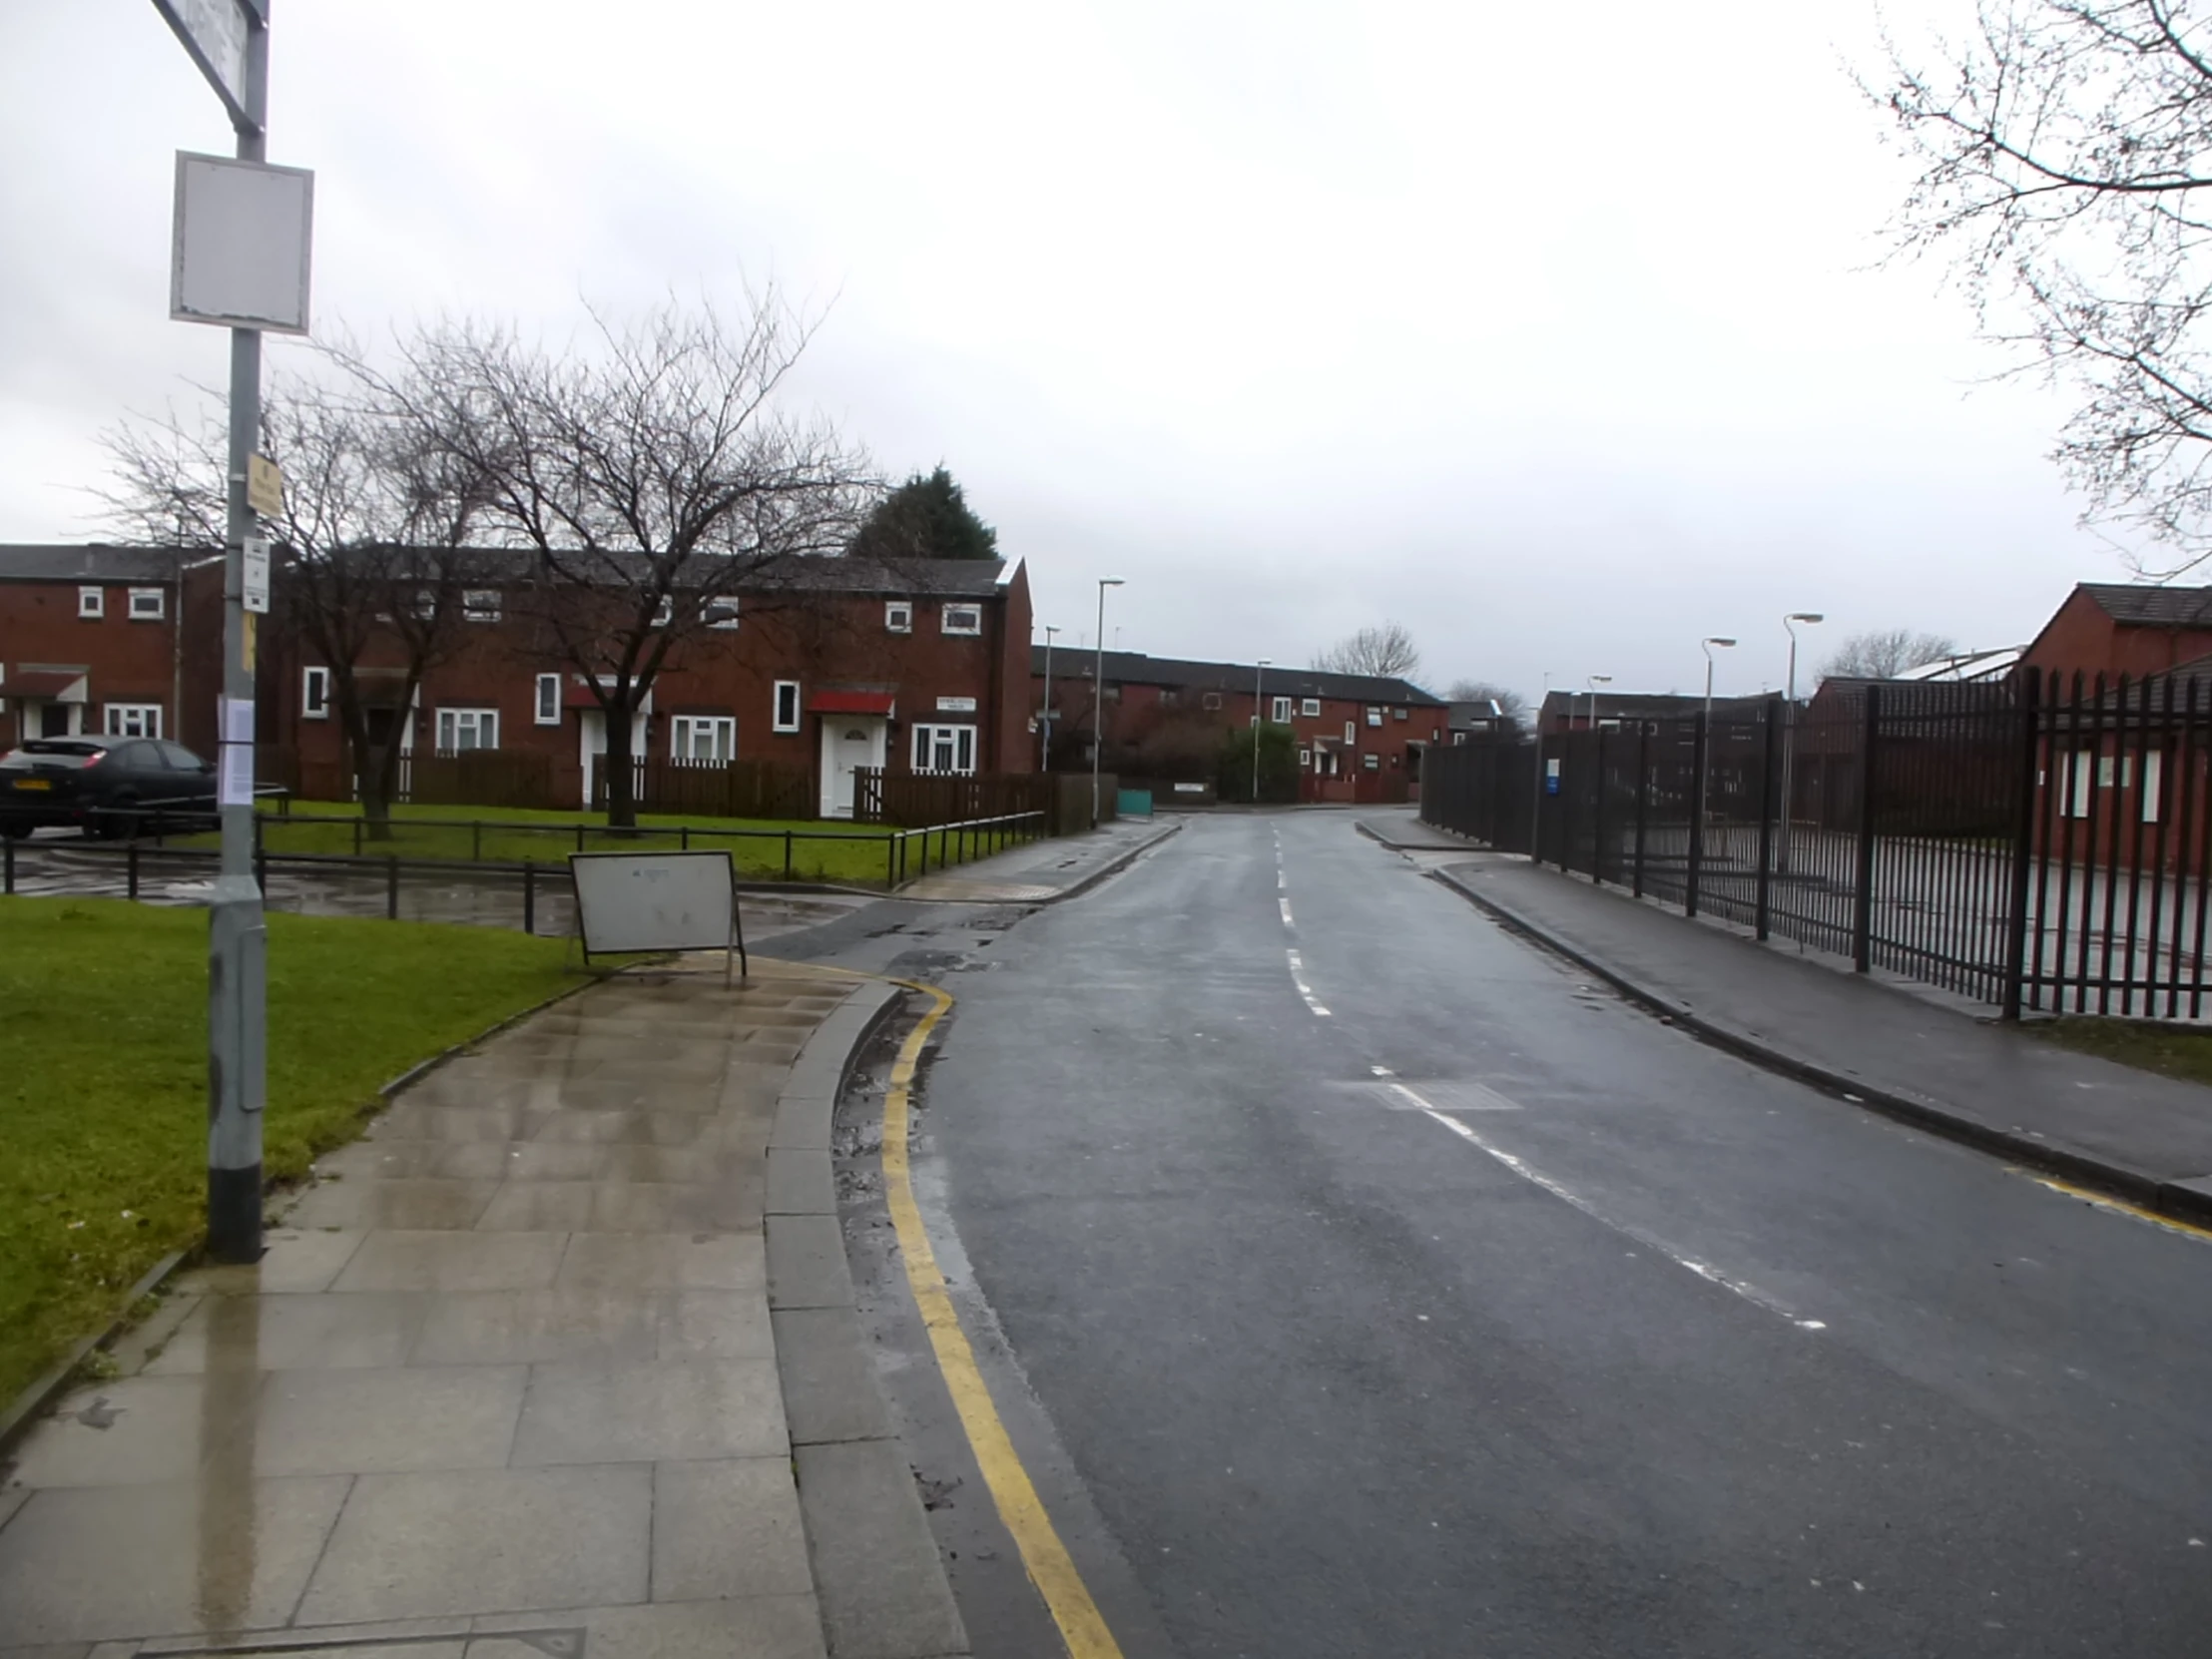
[{"x1": 207, "y1": 4, "x2": 270, "y2": 1262}]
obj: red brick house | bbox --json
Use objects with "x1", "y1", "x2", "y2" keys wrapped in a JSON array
[
  {"x1": 2022, "y1": 582, "x2": 2212, "y2": 681},
  {"x1": 0, "y1": 546, "x2": 225, "y2": 748},
  {"x1": 1033, "y1": 648, "x2": 1446, "y2": 804},
  {"x1": 1, "y1": 545, "x2": 1034, "y2": 819}
]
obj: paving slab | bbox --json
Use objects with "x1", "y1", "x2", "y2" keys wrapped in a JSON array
[{"x1": 0, "y1": 964, "x2": 897, "y2": 1659}]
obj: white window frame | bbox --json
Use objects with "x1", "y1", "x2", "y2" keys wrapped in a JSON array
[
  {"x1": 1393, "y1": 707, "x2": 1408, "y2": 721},
  {"x1": 941, "y1": 603, "x2": 982, "y2": 637},
  {"x1": 1203, "y1": 691, "x2": 1223, "y2": 711},
  {"x1": 1366, "y1": 706, "x2": 1383, "y2": 728},
  {"x1": 1301, "y1": 697, "x2": 1321, "y2": 718},
  {"x1": 704, "y1": 597, "x2": 740, "y2": 630},
  {"x1": 670, "y1": 714, "x2": 735, "y2": 765},
  {"x1": 772, "y1": 681, "x2": 802, "y2": 734},
  {"x1": 103, "y1": 703, "x2": 163, "y2": 739},
  {"x1": 1271, "y1": 695, "x2": 1293, "y2": 724},
  {"x1": 1363, "y1": 752, "x2": 1381, "y2": 771},
  {"x1": 435, "y1": 707, "x2": 499, "y2": 753},
  {"x1": 302, "y1": 666, "x2": 330, "y2": 721},
  {"x1": 128, "y1": 588, "x2": 165, "y2": 621},
  {"x1": 413, "y1": 591, "x2": 439, "y2": 621},
  {"x1": 462, "y1": 589, "x2": 502, "y2": 624},
  {"x1": 651, "y1": 594, "x2": 675, "y2": 628},
  {"x1": 78, "y1": 587, "x2": 104, "y2": 619},
  {"x1": 911, "y1": 723, "x2": 977, "y2": 776},
  {"x1": 1299, "y1": 748, "x2": 1312, "y2": 767},
  {"x1": 1344, "y1": 721, "x2": 1357, "y2": 744},
  {"x1": 885, "y1": 601, "x2": 913, "y2": 634},
  {"x1": 534, "y1": 673, "x2": 562, "y2": 726}
]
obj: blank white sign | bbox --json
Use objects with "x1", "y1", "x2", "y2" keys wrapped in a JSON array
[
  {"x1": 569, "y1": 851, "x2": 735, "y2": 954},
  {"x1": 171, "y1": 152, "x2": 314, "y2": 333}
]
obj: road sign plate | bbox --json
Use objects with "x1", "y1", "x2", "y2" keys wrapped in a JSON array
[
  {"x1": 152, "y1": 0, "x2": 259, "y2": 133},
  {"x1": 242, "y1": 537, "x2": 271, "y2": 614},
  {"x1": 247, "y1": 453, "x2": 282, "y2": 517}
]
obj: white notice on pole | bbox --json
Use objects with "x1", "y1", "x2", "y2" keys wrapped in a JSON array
[
  {"x1": 243, "y1": 538, "x2": 270, "y2": 614},
  {"x1": 171, "y1": 153, "x2": 314, "y2": 334},
  {"x1": 222, "y1": 698, "x2": 256, "y2": 746},
  {"x1": 219, "y1": 744, "x2": 255, "y2": 809}
]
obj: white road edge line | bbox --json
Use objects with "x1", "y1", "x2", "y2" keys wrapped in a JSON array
[
  {"x1": 1284, "y1": 948, "x2": 1332, "y2": 1017},
  {"x1": 1388, "y1": 1081, "x2": 1826, "y2": 1334},
  {"x1": 1279, "y1": 897, "x2": 1295, "y2": 927}
]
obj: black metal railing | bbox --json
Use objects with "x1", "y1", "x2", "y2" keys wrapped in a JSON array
[
  {"x1": 2, "y1": 806, "x2": 1050, "y2": 897},
  {"x1": 1421, "y1": 670, "x2": 2212, "y2": 1019}
]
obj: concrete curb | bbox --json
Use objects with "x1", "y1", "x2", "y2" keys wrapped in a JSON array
[
  {"x1": 1354, "y1": 818, "x2": 1472, "y2": 854},
  {"x1": 1428, "y1": 865, "x2": 2212, "y2": 1229},
  {"x1": 1040, "y1": 818, "x2": 1182, "y2": 904},
  {"x1": 768, "y1": 979, "x2": 972, "y2": 1659}
]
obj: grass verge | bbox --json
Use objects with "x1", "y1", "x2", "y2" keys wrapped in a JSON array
[
  {"x1": 2033, "y1": 1017, "x2": 2212, "y2": 1089},
  {"x1": 189, "y1": 803, "x2": 946, "y2": 884},
  {"x1": 0, "y1": 895, "x2": 575, "y2": 1404}
]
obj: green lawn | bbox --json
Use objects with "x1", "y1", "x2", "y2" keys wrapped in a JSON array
[
  {"x1": 185, "y1": 802, "x2": 972, "y2": 885},
  {"x1": 0, "y1": 897, "x2": 575, "y2": 1403},
  {"x1": 2033, "y1": 1017, "x2": 2212, "y2": 1089}
]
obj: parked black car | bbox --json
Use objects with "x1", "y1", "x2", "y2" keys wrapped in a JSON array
[{"x1": 0, "y1": 735, "x2": 220, "y2": 838}]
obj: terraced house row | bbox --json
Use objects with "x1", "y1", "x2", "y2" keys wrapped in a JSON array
[{"x1": 0, "y1": 545, "x2": 1035, "y2": 818}]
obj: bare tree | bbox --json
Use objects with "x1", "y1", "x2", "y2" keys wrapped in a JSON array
[
  {"x1": 96, "y1": 374, "x2": 483, "y2": 835},
  {"x1": 1443, "y1": 679, "x2": 1527, "y2": 731},
  {"x1": 374, "y1": 295, "x2": 874, "y2": 827},
  {"x1": 1819, "y1": 629, "x2": 1962, "y2": 681},
  {"x1": 1869, "y1": 2, "x2": 2212, "y2": 569},
  {"x1": 1314, "y1": 622, "x2": 1421, "y2": 680}
]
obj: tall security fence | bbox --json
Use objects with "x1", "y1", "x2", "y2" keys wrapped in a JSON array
[{"x1": 1421, "y1": 669, "x2": 2212, "y2": 1019}]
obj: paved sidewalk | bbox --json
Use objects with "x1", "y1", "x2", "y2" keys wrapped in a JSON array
[
  {"x1": 0, "y1": 962, "x2": 871, "y2": 1657},
  {"x1": 1428, "y1": 851, "x2": 2212, "y2": 1222},
  {"x1": 896, "y1": 814, "x2": 1179, "y2": 903}
]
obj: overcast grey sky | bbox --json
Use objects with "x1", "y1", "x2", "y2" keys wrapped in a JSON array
[{"x1": 0, "y1": 0, "x2": 2141, "y2": 703}]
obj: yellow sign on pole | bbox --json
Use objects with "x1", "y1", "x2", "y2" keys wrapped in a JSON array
[{"x1": 247, "y1": 452, "x2": 282, "y2": 518}]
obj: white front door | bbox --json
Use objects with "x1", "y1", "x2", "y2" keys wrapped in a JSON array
[
  {"x1": 820, "y1": 718, "x2": 886, "y2": 818},
  {"x1": 580, "y1": 709, "x2": 652, "y2": 809}
]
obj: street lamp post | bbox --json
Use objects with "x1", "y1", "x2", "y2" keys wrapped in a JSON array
[
  {"x1": 1092, "y1": 579, "x2": 1123, "y2": 827},
  {"x1": 1039, "y1": 624, "x2": 1059, "y2": 773},
  {"x1": 1779, "y1": 613, "x2": 1823, "y2": 876},
  {"x1": 1586, "y1": 674, "x2": 1613, "y2": 730},
  {"x1": 1252, "y1": 659, "x2": 1272, "y2": 805},
  {"x1": 1701, "y1": 637, "x2": 1737, "y2": 722}
]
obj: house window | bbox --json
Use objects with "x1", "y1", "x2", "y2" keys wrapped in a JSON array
[
  {"x1": 885, "y1": 602, "x2": 912, "y2": 633},
  {"x1": 1363, "y1": 752, "x2": 1381, "y2": 770},
  {"x1": 435, "y1": 708, "x2": 498, "y2": 752},
  {"x1": 911, "y1": 723, "x2": 976, "y2": 775},
  {"x1": 1203, "y1": 692, "x2": 1223, "y2": 711},
  {"x1": 1299, "y1": 749, "x2": 1312, "y2": 767},
  {"x1": 651, "y1": 595, "x2": 674, "y2": 628},
  {"x1": 941, "y1": 603, "x2": 982, "y2": 636},
  {"x1": 1159, "y1": 690, "x2": 1180, "y2": 709},
  {"x1": 103, "y1": 703, "x2": 162, "y2": 739},
  {"x1": 78, "y1": 587, "x2": 104, "y2": 619},
  {"x1": 704, "y1": 598, "x2": 740, "y2": 630},
  {"x1": 128, "y1": 588, "x2": 165, "y2": 621},
  {"x1": 773, "y1": 681, "x2": 801, "y2": 734},
  {"x1": 462, "y1": 590, "x2": 501, "y2": 623},
  {"x1": 414, "y1": 591, "x2": 440, "y2": 621},
  {"x1": 1301, "y1": 698, "x2": 1321, "y2": 718},
  {"x1": 302, "y1": 666, "x2": 330, "y2": 720},
  {"x1": 534, "y1": 673, "x2": 562, "y2": 726},
  {"x1": 671, "y1": 715, "x2": 735, "y2": 764},
  {"x1": 1271, "y1": 695, "x2": 1293, "y2": 724},
  {"x1": 2144, "y1": 749, "x2": 2165, "y2": 823},
  {"x1": 1344, "y1": 721, "x2": 1357, "y2": 744},
  {"x1": 1366, "y1": 706, "x2": 1382, "y2": 727},
  {"x1": 1393, "y1": 708, "x2": 1407, "y2": 721}
]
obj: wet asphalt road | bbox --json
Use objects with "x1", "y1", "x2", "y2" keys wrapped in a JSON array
[{"x1": 890, "y1": 812, "x2": 2212, "y2": 1659}]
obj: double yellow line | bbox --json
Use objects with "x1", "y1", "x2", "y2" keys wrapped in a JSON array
[{"x1": 881, "y1": 981, "x2": 1126, "y2": 1659}]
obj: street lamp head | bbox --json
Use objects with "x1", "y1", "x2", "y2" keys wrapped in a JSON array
[
  {"x1": 1258, "y1": 658, "x2": 1272, "y2": 668},
  {"x1": 1705, "y1": 637, "x2": 1738, "y2": 648},
  {"x1": 1099, "y1": 577, "x2": 1125, "y2": 588},
  {"x1": 1589, "y1": 674, "x2": 1613, "y2": 685},
  {"x1": 1787, "y1": 613, "x2": 1824, "y2": 625}
]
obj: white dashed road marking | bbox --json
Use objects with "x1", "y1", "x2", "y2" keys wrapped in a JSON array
[{"x1": 1382, "y1": 1072, "x2": 1825, "y2": 1334}]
